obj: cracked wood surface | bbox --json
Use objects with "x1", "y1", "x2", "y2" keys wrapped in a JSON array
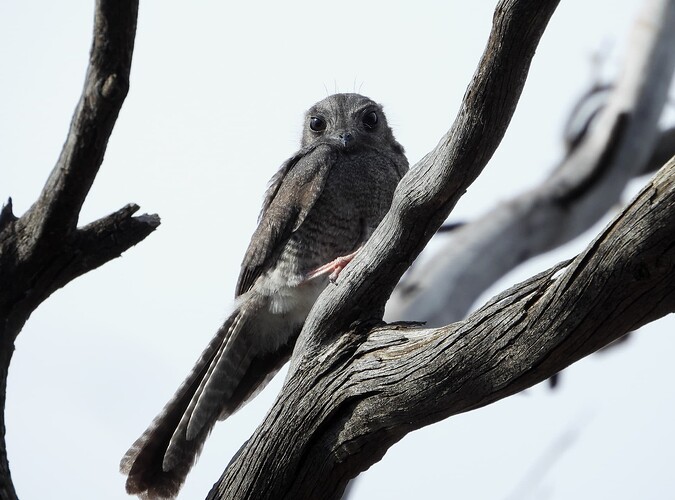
[
  {"x1": 212, "y1": 155, "x2": 675, "y2": 500},
  {"x1": 0, "y1": 2, "x2": 156, "y2": 498}
]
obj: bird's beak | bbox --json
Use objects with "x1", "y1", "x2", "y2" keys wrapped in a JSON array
[{"x1": 335, "y1": 130, "x2": 355, "y2": 148}]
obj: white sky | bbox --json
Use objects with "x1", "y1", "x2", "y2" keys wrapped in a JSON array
[{"x1": 1, "y1": 1, "x2": 674, "y2": 499}]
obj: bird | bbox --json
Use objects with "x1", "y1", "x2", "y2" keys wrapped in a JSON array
[{"x1": 120, "y1": 93, "x2": 409, "y2": 499}]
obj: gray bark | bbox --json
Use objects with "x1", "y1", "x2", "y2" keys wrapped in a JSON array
[
  {"x1": 386, "y1": 0, "x2": 675, "y2": 326},
  {"x1": 208, "y1": 0, "x2": 675, "y2": 498},
  {"x1": 0, "y1": 1, "x2": 156, "y2": 498},
  {"x1": 209, "y1": 0, "x2": 565, "y2": 498},
  {"x1": 1, "y1": 1, "x2": 673, "y2": 499},
  {"x1": 212, "y1": 157, "x2": 675, "y2": 500}
]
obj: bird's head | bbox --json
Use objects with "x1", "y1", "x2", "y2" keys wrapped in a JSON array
[{"x1": 301, "y1": 93, "x2": 404, "y2": 156}]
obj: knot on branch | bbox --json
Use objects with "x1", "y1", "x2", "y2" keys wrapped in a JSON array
[{"x1": 100, "y1": 73, "x2": 128, "y2": 101}]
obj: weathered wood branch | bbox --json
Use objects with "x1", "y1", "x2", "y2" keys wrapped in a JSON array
[
  {"x1": 0, "y1": 0, "x2": 152, "y2": 338},
  {"x1": 211, "y1": 153, "x2": 675, "y2": 499},
  {"x1": 237, "y1": 153, "x2": 674, "y2": 499},
  {"x1": 298, "y1": 0, "x2": 562, "y2": 348},
  {"x1": 25, "y1": 1, "x2": 139, "y2": 245},
  {"x1": 209, "y1": 0, "x2": 562, "y2": 498},
  {"x1": 386, "y1": 0, "x2": 675, "y2": 326},
  {"x1": 0, "y1": 1, "x2": 153, "y2": 498}
]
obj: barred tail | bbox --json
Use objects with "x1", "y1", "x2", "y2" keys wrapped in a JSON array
[{"x1": 120, "y1": 305, "x2": 294, "y2": 499}]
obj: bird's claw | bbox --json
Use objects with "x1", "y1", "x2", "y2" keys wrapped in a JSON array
[{"x1": 306, "y1": 251, "x2": 360, "y2": 283}]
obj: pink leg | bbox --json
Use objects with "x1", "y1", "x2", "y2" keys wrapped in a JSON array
[{"x1": 306, "y1": 249, "x2": 360, "y2": 283}]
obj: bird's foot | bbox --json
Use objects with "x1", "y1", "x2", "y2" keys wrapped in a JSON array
[{"x1": 306, "y1": 250, "x2": 360, "y2": 283}]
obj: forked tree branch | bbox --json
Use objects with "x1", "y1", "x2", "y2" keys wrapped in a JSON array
[
  {"x1": 0, "y1": 1, "x2": 154, "y2": 498},
  {"x1": 26, "y1": 1, "x2": 138, "y2": 243},
  {"x1": 212, "y1": 155, "x2": 675, "y2": 500},
  {"x1": 0, "y1": 0, "x2": 154, "y2": 339},
  {"x1": 209, "y1": 0, "x2": 563, "y2": 498}
]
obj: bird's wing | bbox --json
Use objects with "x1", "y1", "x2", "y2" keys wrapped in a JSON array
[{"x1": 235, "y1": 144, "x2": 336, "y2": 296}]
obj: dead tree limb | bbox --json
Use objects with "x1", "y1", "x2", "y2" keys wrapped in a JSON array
[
  {"x1": 208, "y1": 0, "x2": 563, "y2": 498},
  {"x1": 0, "y1": 1, "x2": 155, "y2": 498},
  {"x1": 212, "y1": 155, "x2": 675, "y2": 500},
  {"x1": 386, "y1": 0, "x2": 675, "y2": 326}
]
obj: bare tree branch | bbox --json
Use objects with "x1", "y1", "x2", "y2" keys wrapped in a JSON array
[
  {"x1": 0, "y1": 1, "x2": 153, "y2": 497},
  {"x1": 386, "y1": 0, "x2": 675, "y2": 326},
  {"x1": 212, "y1": 154, "x2": 675, "y2": 500},
  {"x1": 24, "y1": 1, "x2": 139, "y2": 244},
  {"x1": 296, "y1": 0, "x2": 562, "y2": 348},
  {"x1": 208, "y1": 0, "x2": 562, "y2": 498}
]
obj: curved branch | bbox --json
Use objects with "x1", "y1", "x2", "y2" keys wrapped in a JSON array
[
  {"x1": 386, "y1": 0, "x2": 675, "y2": 326},
  {"x1": 209, "y1": 0, "x2": 561, "y2": 498},
  {"x1": 300, "y1": 0, "x2": 562, "y2": 348},
  {"x1": 0, "y1": 1, "x2": 150, "y2": 497},
  {"x1": 25, "y1": 0, "x2": 139, "y2": 243},
  {"x1": 0, "y1": 0, "x2": 150, "y2": 340},
  {"x1": 212, "y1": 155, "x2": 675, "y2": 500}
]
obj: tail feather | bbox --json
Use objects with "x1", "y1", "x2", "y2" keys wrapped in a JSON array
[
  {"x1": 120, "y1": 312, "x2": 239, "y2": 499},
  {"x1": 185, "y1": 336, "x2": 256, "y2": 440},
  {"x1": 120, "y1": 306, "x2": 298, "y2": 499},
  {"x1": 166, "y1": 309, "x2": 253, "y2": 462}
]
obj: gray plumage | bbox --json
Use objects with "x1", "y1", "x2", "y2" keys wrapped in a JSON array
[{"x1": 120, "y1": 93, "x2": 408, "y2": 499}]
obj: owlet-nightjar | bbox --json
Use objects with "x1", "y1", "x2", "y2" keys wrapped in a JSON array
[{"x1": 120, "y1": 93, "x2": 408, "y2": 499}]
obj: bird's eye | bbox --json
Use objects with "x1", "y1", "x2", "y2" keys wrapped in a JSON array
[
  {"x1": 309, "y1": 116, "x2": 326, "y2": 132},
  {"x1": 362, "y1": 110, "x2": 378, "y2": 130}
]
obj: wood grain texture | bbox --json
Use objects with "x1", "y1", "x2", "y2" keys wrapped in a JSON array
[
  {"x1": 209, "y1": 0, "x2": 566, "y2": 498},
  {"x1": 0, "y1": 1, "x2": 156, "y2": 498},
  {"x1": 386, "y1": 0, "x2": 675, "y2": 327},
  {"x1": 212, "y1": 153, "x2": 675, "y2": 500}
]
